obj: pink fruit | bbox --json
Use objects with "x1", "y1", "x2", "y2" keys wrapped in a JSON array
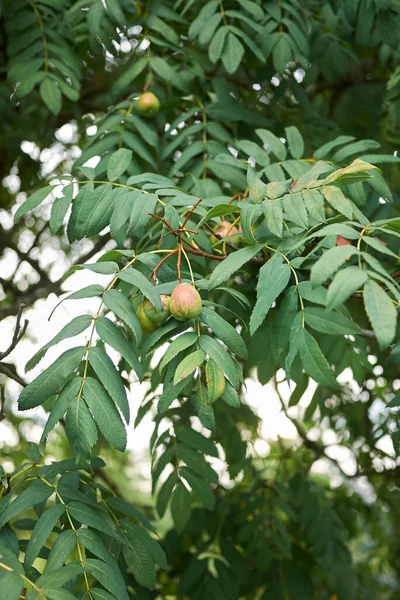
[{"x1": 170, "y1": 283, "x2": 202, "y2": 321}]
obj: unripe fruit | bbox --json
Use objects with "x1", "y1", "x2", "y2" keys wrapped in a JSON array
[
  {"x1": 143, "y1": 295, "x2": 170, "y2": 325},
  {"x1": 210, "y1": 221, "x2": 241, "y2": 246},
  {"x1": 170, "y1": 283, "x2": 202, "y2": 321},
  {"x1": 336, "y1": 235, "x2": 352, "y2": 247},
  {"x1": 137, "y1": 92, "x2": 160, "y2": 117},
  {"x1": 136, "y1": 303, "x2": 159, "y2": 334}
]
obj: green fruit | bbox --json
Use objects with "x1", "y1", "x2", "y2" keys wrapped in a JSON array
[
  {"x1": 137, "y1": 92, "x2": 160, "y2": 117},
  {"x1": 170, "y1": 283, "x2": 202, "y2": 321},
  {"x1": 143, "y1": 295, "x2": 170, "y2": 325},
  {"x1": 136, "y1": 304, "x2": 159, "y2": 334}
]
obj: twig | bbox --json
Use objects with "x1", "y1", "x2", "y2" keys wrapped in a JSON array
[
  {"x1": 0, "y1": 385, "x2": 5, "y2": 421},
  {"x1": 0, "y1": 363, "x2": 27, "y2": 387},
  {"x1": 0, "y1": 304, "x2": 28, "y2": 360}
]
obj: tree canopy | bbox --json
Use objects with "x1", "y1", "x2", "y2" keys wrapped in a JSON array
[{"x1": 0, "y1": 0, "x2": 400, "y2": 598}]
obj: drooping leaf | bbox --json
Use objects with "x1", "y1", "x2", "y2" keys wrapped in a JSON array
[
  {"x1": 200, "y1": 308, "x2": 248, "y2": 358},
  {"x1": 250, "y1": 253, "x2": 291, "y2": 335},
  {"x1": 65, "y1": 397, "x2": 98, "y2": 460},
  {"x1": 173, "y1": 350, "x2": 206, "y2": 385},
  {"x1": 310, "y1": 246, "x2": 359, "y2": 285},
  {"x1": 326, "y1": 267, "x2": 368, "y2": 310},
  {"x1": 95, "y1": 316, "x2": 143, "y2": 380},
  {"x1": 117, "y1": 268, "x2": 162, "y2": 310},
  {"x1": 24, "y1": 504, "x2": 65, "y2": 569},
  {"x1": 363, "y1": 280, "x2": 397, "y2": 349},
  {"x1": 102, "y1": 289, "x2": 142, "y2": 345},
  {"x1": 88, "y1": 346, "x2": 129, "y2": 422},
  {"x1": 19, "y1": 347, "x2": 86, "y2": 410},
  {"x1": 299, "y1": 329, "x2": 339, "y2": 390},
  {"x1": 85, "y1": 559, "x2": 130, "y2": 600},
  {"x1": 170, "y1": 481, "x2": 191, "y2": 533},
  {"x1": 83, "y1": 377, "x2": 127, "y2": 452},
  {"x1": 14, "y1": 185, "x2": 55, "y2": 221}
]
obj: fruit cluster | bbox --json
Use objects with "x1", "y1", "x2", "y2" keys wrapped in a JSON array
[{"x1": 136, "y1": 282, "x2": 202, "y2": 333}]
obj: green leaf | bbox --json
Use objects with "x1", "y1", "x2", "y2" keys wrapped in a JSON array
[
  {"x1": 175, "y1": 424, "x2": 218, "y2": 457},
  {"x1": 178, "y1": 445, "x2": 218, "y2": 484},
  {"x1": 62, "y1": 285, "x2": 104, "y2": 302},
  {"x1": 24, "y1": 504, "x2": 65, "y2": 569},
  {"x1": 363, "y1": 280, "x2": 397, "y2": 349},
  {"x1": 308, "y1": 224, "x2": 359, "y2": 240},
  {"x1": 304, "y1": 306, "x2": 362, "y2": 335},
  {"x1": 156, "y1": 472, "x2": 178, "y2": 518},
  {"x1": 240, "y1": 204, "x2": 262, "y2": 243},
  {"x1": 198, "y1": 335, "x2": 239, "y2": 387},
  {"x1": 88, "y1": 346, "x2": 129, "y2": 422},
  {"x1": 222, "y1": 33, "x2": 245, "y2": 74},
  {"x1": 181, "y1": 467, "x2": 215, "y2": 510},
  {"x1": 39, "y1": 377, "x2": 82, "y2": 453},
  {"x1": 283, "y1": 192, "x2": 308, "y2": 228},
  {"x1": 77, "y1": 529, "x2": 110, "y2": 562},
  {"x1": 102, "y1": 289, "x2": 142, "y2": 345},
  {"x1": 299, "y1": 329, "x2": 339, "y2": 390},
  {"x1": 67, "y1": 503, "x2": 118, "y2": 540},
  {"x1": 262, "y1": 198, "x2": 283, "y2": 237},
  {"x1": 198, "y1": 204, "x2": 240, "y2": 227},
  {"x1": 209, "y1": 26, "x2": 229, "y2": 63},
  {"x1": 26, "y1": 315, "x2": 92, "y2": 372},
  {"x1": 200, "y1": 308, "x2": 248, "y2": 358},
  {"x1": 326, "y1": 267, "x2": 368, "y2": 310},
  {"x1": 285, "y1": 126, "x2": 304, "y2": 159},
  {"x1": 221, "y1": 381, "x2": 240, "y2": 407},
  {"x1": 95, "y1": 316, "x2": 143, "y2": 380},
  {"x1": 170, "y1": 481, "x2": 191, "y2": 533},
  {"x1": 35, "y1": 565, "x2": 83, "y2": 589},
  {"x1": 117, "y1": 268, "x2": 162, "y2": 310},
  {"x1": 65, "y1": 397, "x2": 98, "y2": 460},
  {"x1": 0, "y1": 571, "x2": 23, "y2": 600},
  {"x1": 302, "y1": 189, "x2": 326, "y2": 223},
  {"x1": 247, "y1": 166, "x2": 267, "y2": 203},
  {"x1": 310, "y1": 246, "x2": 359, "y2": 285},
  {"x1": 0, "y1": 543, "x2": 24, "y2": 572},
  {"x1": 113, "y1": 57, "x2": 147, "y2": 92},
  {"x1": 322, "y1": 186, "x2": 353, "y2": 219},
  {"x1": 285, "y1": 312, "x2": 303, "y2": 380},
  {"x1": 45, "y1": 589, "x2": 77, "y2": 600},
  {"x1": 363, "y1": 236, "x2": 399, "y2": 258},
  {"x1": 85, "y1": 559, "x2": 129, "y2": 600},
  {"x1": 14, "y1": 185, "x2": 55, "y2": 221},
  {"x1": 208, "y1": 244, "x2": 263, "y2": 289},
  {"x1": 313, "y1": 136, "x2": 356, "y2": 160},
  {"x1": 40, "y1": 78, "x2": 62, "y2": 115},
  {"x1": 174, "y1": 350, "x2": 205, "y2": 385},
  {"x1": 83, "y1": 377, "x2": 127, "y2": 452},
  {"x1": 46, "y1": 530, "x2": 76, "y2": 571},
  {"x1": 123, "y1": 522, "x2": 167, "y2": 569},
  {"x1": 122, "y1": 531, "x2": 156, "y2": 590},
  {"x1": 159, "y1": 332, "x2": 198, "y2": 371},
  {"x1": 272, "y1": 34, "x2": 292, "y2": 72},
  {"x1": 50, "y1": 184, "x2": 73, "y2": 233},
  {"x1": 107, "y1": 148, "x2": 132, "y2": 182},
  {"x1": 129, "y1": 192, "x2": 158, "y2": 237},
  {"x1": 18, "y1": 347, "x2": 85, "y2": 410},
  {"x1": 106, "y1": 497, "x2": 156, "y2": 533},
  {"x1": 75, "y1": 261, "x2": 119, "y2": 275},
  {"x1": 250, "y1": 253, "x2": 291, "y2": 335},
  {"x1": 256, "y1": 129, "x2": 287, "y2": 160}
]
